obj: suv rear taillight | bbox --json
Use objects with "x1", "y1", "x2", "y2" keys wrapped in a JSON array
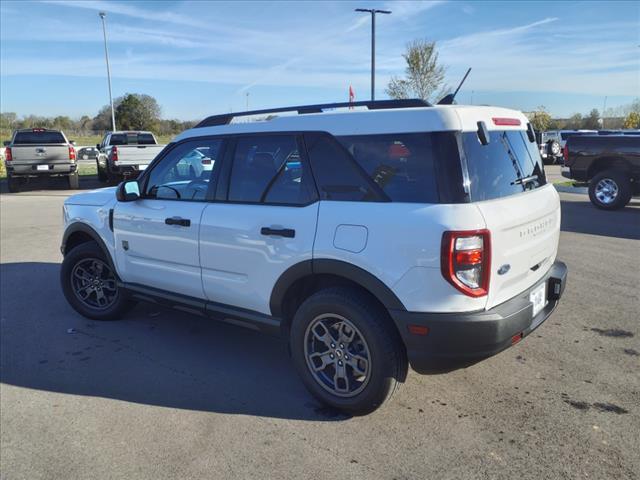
[
  {"x1": 69, "y1": 146, "x2": 76, "y2": 161},
  {"x1": 4, "y1": 147, "x2": 12, "y2": 162},
  {"x1": 112, "y1": 145, "x2": 118, "y2": 162},
  {"x1": 441, "y1": 229, "x2": 491, "y2": 297},
  {"x1": 563, "y1": 145, "x2": 569, "y2": 163}
]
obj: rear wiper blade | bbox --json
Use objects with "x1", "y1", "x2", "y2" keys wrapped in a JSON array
[{"x1": 511, "y1": 175, "x2": 538, "y2": 186}]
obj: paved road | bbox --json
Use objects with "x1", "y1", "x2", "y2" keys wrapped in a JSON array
[{"x1": 1, "y1": 183, "x2": 639, "y2": 480}]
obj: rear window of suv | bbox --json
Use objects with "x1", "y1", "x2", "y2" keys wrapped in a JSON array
[
  {"x1": 462, "y1": 130, "x2": 546, "y2": 201},
  {"x1": 13, "y1": 131, "x2": 66, "y2": 144}
]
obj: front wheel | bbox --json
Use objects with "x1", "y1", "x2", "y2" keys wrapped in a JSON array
[
  {"x1": 60, "y1": 241, "x2": 133, "y2": 320},
  {"x1": 588, "y1": 170, "x2": 632, "y2": 210},
  {"x1": 290, "y1": 288, "x2": 406, "y2": 415},
  {"x1": 7, "y1": 175, "x2": 20, "y2": 193}
]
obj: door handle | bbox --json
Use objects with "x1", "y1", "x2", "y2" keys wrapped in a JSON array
[
  {"x1": 260, "y1": 227, "x2": 295, "y2": 238},
  {"x1": 165, "y1": 217, "x2": 191, "y2": 227}
]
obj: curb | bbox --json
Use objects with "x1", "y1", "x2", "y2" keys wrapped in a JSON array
[{"x1": 553, "y1": 184, "x2": 588, "y2": 195}]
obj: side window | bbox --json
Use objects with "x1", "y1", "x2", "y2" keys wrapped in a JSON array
[
  {"x1": 144, "y1": 138, "x2": 223, "y2": 201},
  {"x1": 304, "y1": 132, "x2": 380, "y2": 201},
  {"x1": 337, "y1": 133, "x2": 444, "y2": 203},
  {"x1": 228, "y1": 135, "x2": 316, "y2": 205}
]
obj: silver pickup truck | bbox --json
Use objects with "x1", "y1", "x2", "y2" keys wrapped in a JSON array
[
  {"x1": 96, "y1": 131, "x2": 166, "y2": 183},
  {"x1": 4, "y1": 128, "x2": 78, "y2": 192}
]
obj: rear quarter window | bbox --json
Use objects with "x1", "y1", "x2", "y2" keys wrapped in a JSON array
[{"x1": 13, "y1": 131, "x2": 66, "y2": 144}]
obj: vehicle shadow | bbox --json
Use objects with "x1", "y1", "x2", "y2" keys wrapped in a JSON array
[
  {"x1": 0, "y1": 262, "x2": 348, "y2": 421},
  {"x1": 560, "y1": 198, "x2": 640, "y2": 240},
  {"x1": 0, "y1": 173, "x2": 105, "y2": 194}
]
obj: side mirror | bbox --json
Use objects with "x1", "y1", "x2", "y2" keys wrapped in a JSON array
[
  {"x1": 477, "y1": 121, "x2": 490, "y2": 146},
  {"x1": 116, "y1": 180, "x2": 141, "y2": 202},
  {"x1": 3, "y1": 141, "x2": 10, "y2": 147},
  {"x1": 69, "y1": 140, "x2": 76, "y2": 146},
  {"x1": 96, "y1": 143, "x2": 101, "y2": 150}
]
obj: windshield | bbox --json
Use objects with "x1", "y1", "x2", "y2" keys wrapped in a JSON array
[{"x1": 462, "y1": 130, "x2": 546, "y2": 201}]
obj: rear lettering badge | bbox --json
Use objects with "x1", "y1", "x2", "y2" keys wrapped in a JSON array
[{"x1": 498, "y1": 264, "x2": 511, "y2": 275}]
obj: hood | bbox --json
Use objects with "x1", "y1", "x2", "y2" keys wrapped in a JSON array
[{"x1": 65, "y1": 187, "x2": 117, "y2": 206}]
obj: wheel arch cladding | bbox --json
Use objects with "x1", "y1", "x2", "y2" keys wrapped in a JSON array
[
  {"x1": 271, "y1": 259, "x2": 407, "y2": 335},
  {"x1": 62, "y1": 224, "x2": 117, "y2": 274}
]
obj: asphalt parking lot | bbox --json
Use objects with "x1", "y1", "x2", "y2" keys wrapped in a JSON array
[{"x1": 1, "y1": 169, "x2": 639, "y2": 480}]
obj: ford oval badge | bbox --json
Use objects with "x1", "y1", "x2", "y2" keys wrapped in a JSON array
[{"x1": 498, "y1": 264, "x2": 511, "y2": 275}]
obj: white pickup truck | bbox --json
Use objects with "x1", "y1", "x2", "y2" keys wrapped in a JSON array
[{"x1": 96, "y1": 131, "x2": 166, "y2": 183}]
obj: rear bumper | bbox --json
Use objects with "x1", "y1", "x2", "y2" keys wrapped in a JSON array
[
  {"x1": 8, "y1": 163, "x2": 76, "y2": 176},
  {"x1": 390, "y1": 261, "x2": 568, "y2": 374},
  {"x1": 108, "y1": 164, "x2": 146, "y2": 178}
]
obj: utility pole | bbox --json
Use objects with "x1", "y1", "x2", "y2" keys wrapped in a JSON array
[
  {"x1": 355, "y1": 8, "x2": 391, "y2": 101},
  {"x1": 99, "y1": 12, "x2": 116, "y2": 131},
  {"x1": 602, "y1": 96, "x2": 608, "y2": 129},
  {"x1": 246, "y1": 92, "x2": 250, "y2": 111}
]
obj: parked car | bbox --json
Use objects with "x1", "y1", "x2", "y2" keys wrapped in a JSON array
[
  {"x1": 96, "y1": 131, "x2": 166, "y2": 183},
  {"x1": 77, "y1": 146, "x2": 99, "y2": 160},
  {"x1": 3, "y1": 128, "x2": 78, "y2": 192},
  {"x1": 597, "y1": 129, "x2": 640, "y2": 136},
  {"x1": 562, "y1": 134, "x2": 640, "y2": 209},
  {"x1": 541, "y1": 130, "x2": 597, "y2": 165},
  {"x1": 59, "y1": 100, "x2": 567, "y2": 414}
]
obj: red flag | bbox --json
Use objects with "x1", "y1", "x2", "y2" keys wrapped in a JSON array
[{"x1": 349, "y1": 85, "x2": 355, "y2": 109}]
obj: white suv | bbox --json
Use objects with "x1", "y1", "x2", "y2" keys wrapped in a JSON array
[{"x1": 60, "y1": 100, "x2": 567, "y2": 414}]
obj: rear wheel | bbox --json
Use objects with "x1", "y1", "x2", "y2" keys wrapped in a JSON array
[
  {"x1": 7, "y1": 175, "x2": 20, "y2": 193},
  {"x1": 290, "y1": 288, "x2": 406, "y2": 415},
  {"x1": 97, "y1": 159, "x2": 108, "y2": 182},
  {"x1": 588, "y1": 170, "x2": 632, "y2": 210},
  {"x1": 60, "y1": 241, "x2": 133, "y2": 320},
  {"x1": 67, "y1": 171, "x2": 79, "y2": 189}
]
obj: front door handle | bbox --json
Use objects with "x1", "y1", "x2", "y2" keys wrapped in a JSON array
[
  {"x1": 165, "y1": 217, "x2": 191, "y2": 227},
  {"x1": 260, "y1": 227, "x2": 295, "y2": 238}
]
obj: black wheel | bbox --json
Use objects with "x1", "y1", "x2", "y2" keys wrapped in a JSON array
[
  {"x1": 7, "y1": 175, "x2": 20, "y2": 193},
  {"x1": 588, "y1": 170, "x2": 632, "y2": 210},
  {"x1": 97, "y1": 160, "x2": 108, "y2": 182},
  {"x1": 290, "y1": 288, "x2": 406, "y2": 415},
  {"x1": 544, "y1": 140, "x2": 561, "y2": 164},
  {"x1": 60, "y1": 242, "x2": 133, "y2": 320},
  {"x1": 67, "y1": 172, "x2": 79, "y2": 189}
]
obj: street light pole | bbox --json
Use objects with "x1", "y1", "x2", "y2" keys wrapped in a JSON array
[
  {"x1": 355, "y1": 8, "x2": 391, "y2": 101},
  {"x1": 99, "y1": 11, "x2": 116, "y2": 132}
]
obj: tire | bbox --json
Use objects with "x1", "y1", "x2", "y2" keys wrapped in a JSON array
[
  {"x1": 544, "y1": 140, "x2": 561, "y2": 164},
  {"x1": 588, "y1": 170, "x2": 632, "y2": 210},
  {"x1": 60, "y1": 241, "x2": 134, "y2": 321},
  {"x1": 67, "y1": 172, "x2": 79, "y2": 189},
  {"x1": 7, "y1": 175, "x2": 20, "y2": 193},
  {"x1": 97, "y1": 160, "x2": 108, "y2": 182},
  {"x1": 290, "y1": 287, "x2": 406, "y2": 415}
]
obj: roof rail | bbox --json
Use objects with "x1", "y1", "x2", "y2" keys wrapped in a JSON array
[{"x1": 195, "y1": 99, "x2": 430, "y2": 128}]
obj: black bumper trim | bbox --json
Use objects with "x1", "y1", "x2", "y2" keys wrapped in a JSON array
[{"x1": 390, "y1": 261, "x2": 568, "y2": 373}]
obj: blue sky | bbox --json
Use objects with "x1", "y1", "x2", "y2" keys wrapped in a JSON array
[{"x1": 1, "y1": 0, "x2": 638, "y2": 120}]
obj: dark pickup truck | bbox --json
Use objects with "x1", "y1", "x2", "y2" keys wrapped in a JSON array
[{"x1": 562, "y1": 135, "x2": 640, "y2": 210}]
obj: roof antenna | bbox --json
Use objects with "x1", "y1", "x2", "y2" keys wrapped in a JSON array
[{"x1": 437, "y1": 67, "x2": 471, "y2": 105}]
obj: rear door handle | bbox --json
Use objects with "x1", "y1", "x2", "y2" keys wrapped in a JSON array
[
  {"x1": 165, "y1": 217, "x2": 191, "y2": 227},
  {"x1": 260, "y1": 227, "x2": 295, "y2": 238}
]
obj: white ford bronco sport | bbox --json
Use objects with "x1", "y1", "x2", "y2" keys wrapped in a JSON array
[{"x1": 60, "y1": 99, "x2": 567, "y2": 414}]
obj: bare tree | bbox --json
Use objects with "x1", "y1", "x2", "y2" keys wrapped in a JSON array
[{"x1": 386, "y1": 40, "x2": 448, "y2": 103}]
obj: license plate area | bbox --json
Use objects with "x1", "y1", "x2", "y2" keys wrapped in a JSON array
[
  {"x1": 529, "y1": 282, "x2": 547, "y2": 318},
  {"x1": 36, "y1": 165, "x2": 50, "y2": 171}
]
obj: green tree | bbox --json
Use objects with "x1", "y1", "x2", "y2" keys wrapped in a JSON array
[
  {"x1": 582, "y1": 109, "x2": 601, "y2": 130},
  {"x1": 623, "y1": 111, "x2": 640, "y2": 129},
  {"x1": 93, "y1": 93, "x2": 161, "y2": 132},
  {"x1": 0, "y1": 112, "x2": 17, "y2": 130},
  {"x1": 565, "y1": 113, "x2": 582, "y2": 129},
  {"x1": 386, "y1": 40, "x2": 448, "y2": 103},
  {"x1": 530, "y1": 106, "x2": 552, "y2": 132}
]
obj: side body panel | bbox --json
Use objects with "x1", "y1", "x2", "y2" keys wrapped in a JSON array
[
  {"x1": 199, "y1": 203, "x2": 319, "y2": 315},
  {"x1": 313, "y1": 201, "x2": 488, "y2": 313}
]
